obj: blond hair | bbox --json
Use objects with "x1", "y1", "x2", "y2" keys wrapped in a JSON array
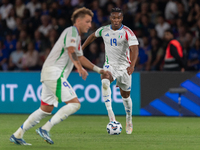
[{"x1": 71, "y1": 7, "x2": 93, "y2": 24}]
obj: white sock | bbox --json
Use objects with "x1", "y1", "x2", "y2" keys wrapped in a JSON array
[
  {"x1": 122, "y1": 96, "x2": 132, "y2": 123},
  {"x1": 42, "y1": 103, "x2": 80, "y2": 131},
  {"x1": 13, "y1": 108, "x2": 51, "y2": 138},
  {"x1": 102, "y1": 79, "x2": 115, "y2": 122}
]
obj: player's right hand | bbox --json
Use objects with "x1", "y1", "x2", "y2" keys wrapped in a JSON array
[{"x1": 78, "y1": 68, "x2": 88, "y2": 80}]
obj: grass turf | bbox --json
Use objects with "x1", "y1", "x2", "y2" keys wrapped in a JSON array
[{"x1": 0, "y1": 114, "x2": 200, "y2": 150}]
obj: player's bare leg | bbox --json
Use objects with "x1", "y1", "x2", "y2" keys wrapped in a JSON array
[
  {"x1": 37, "y1": 97, "x2": 80, "y2": 144},
  {"x1": 120, "y1": 88, "x2": 133, "y2": 134},
  {"x1": 101, "y1": 72, "x2": 116, "y2": 122},
  {"x1": 10, "y1": 104, "x2": 52, "y2": 145}
]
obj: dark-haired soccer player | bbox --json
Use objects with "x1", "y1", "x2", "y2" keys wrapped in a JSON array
[
  {"x1": 10, "y1": 7, "x2": 107, "y2": 145},
  {"x1": 82, "y1": 8, "x2": 139, "y2": 134}
]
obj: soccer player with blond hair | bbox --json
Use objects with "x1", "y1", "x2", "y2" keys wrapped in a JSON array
[{"x1": 10, "y1": 7, "x2": 106, "y2": 145}]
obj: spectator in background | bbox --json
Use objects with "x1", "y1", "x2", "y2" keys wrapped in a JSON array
[
  {"x1": 140, "y1": 2, "x2": 149, "y2": 16},
  {"x1": 163, "y1": 29, "x2": 186, "y2": 71},
  {"x1": 22, "y1": 8, "x2": 31, "y2": 28},
  {"x1": 49, "y1": 1, "x2": 62, "y2": 18},
  {"x1": 41, "y1": 2, "x2": 49, "y2": 15},
  {"x1": 6, "y1": 8, "x2": 17, "y2": 31},
  {"x1": 26, "y1": 0, "x2": 41, "y2": 17},
  {"x1": 0, "y1": 0, "x2": 13, "y2": 20},
  {"x1": 22, "y1": 42, "x2": 39, "y2": 70},
  {"x1": 18, "y1": 30, "x2": 31, "y2": 49},
  {"x1": 4, "y1": 33, "x2": 16, "y2": 55},
  {"x1": 0, "y1": 40, "x2": 8, "y2": 71},
  {"x1": 127, "y1": 0, "x2": 139, "y2": 14},
  {"x1": 177, "y1": 25, "x2": 187, "y2": 46},
  {"x1": 196, "y1": 18, "x2": 200, "y2": 37},
  {"x1": 91, "y1": 0, "x2": 100, "y2": 27},
  {"x1": 134, "y1": 12, "x2": 142, "y2": 29},
  {"x1": 48, "y1": 28, "x2": 58, "y2": 48},
  {"x1": 187, "y1": 39, "x2": 200, "y2": 71},
  {"x1": 84, "y1": 42, "x2": 99, "y2": 65},
  {"x1": 29, "y1": 9, "x2": 41, "y2": 36},
  {"x1": 140, "y1": 14, "x2": 154, "y2": 36},
  {"x1": 38, "y1": 15, "x2": 52, "y2": 37},
  {"x1": 8, "y1": 41, "x2": 24, "y2": 70},
  {"x1": 175, "y1": 2, "x2": 188, "y2": 23},
  {"x1": 15, "y1": 0, "x2": 25, "y2": 18},
  {"x1": 146, "y1": 38, "x2": 164, "y2": 71},
  {"x1": 136, "y1": 36, "x2": 150, "y2": 71},
  {"x1": 38, "y1": 47, "x2": 51, "y2": 68},
  {"x1": 185, "y1": 31, "x2": 196, "y2": 48},
  {"x1": 187, "y1": 2, "x2": 200, "y2": 28},
  {"x1": 33, "y1": 30, "x2": 46, "y2": 52},
  {"x1": 155, "y1": 15, "x2": 170, "y2": 39},
  {"x1": 13, "y1": 17, "x2": 23, "y2": 38},
  {"x1": 57, "y1": 17, "x2": 68, "y2": 35},
  {"x1": 165, "y1": 0, "x2": 178, "y2": 20},
  {"x1": 149, "y1": 2, "x2": 162, "y2": 25}
]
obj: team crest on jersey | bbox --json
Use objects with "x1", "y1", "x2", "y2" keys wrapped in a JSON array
[
  {"x1": 71, "y1": 39, "x2": 75, "y2": 43},
  {"x1": 118, "y1": 33, "x2": 123, "y2": 38}
]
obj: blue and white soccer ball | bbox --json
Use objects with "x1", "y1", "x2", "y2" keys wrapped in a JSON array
[{"x1": 106, "y1": 121, "x2": 122, "y2": 135}]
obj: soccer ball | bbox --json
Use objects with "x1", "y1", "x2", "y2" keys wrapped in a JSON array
[{"x1": 106, "y1": 121, "x2": 122, "y2": 135}]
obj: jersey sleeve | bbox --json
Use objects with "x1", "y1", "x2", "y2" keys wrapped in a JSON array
[
  {"x1": 75, "y1": 40, "x2": 83, "y2": 57},
  {"x1": 95, "y1": 26, "x2": 104, "y2": 37},
  {"x1": 64, "y1": 27, "x2": 79, "y2": 48},
  {"x1": 126, "y1": 30, "x2": 139, "y2": 46}
]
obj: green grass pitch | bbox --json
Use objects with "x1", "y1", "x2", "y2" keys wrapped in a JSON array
[{"x1": 0, "y1": 114, "x2": 200, "y2": 150}]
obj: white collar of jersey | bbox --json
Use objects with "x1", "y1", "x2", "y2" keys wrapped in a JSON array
[
  {"x1": 110, "y1": 24, "x2": 124, "y2": 30},
  {"x1": 72, "y1": 26, "x2": 79, "y2": 35}
]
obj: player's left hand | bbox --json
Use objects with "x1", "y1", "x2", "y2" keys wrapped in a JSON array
[{"x1": 126, "y1": 66, "x2": 134, "y2": 75}]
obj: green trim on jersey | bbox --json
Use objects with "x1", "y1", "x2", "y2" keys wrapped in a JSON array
[
  {"x1": 72, "y1": 27, "x2": 77, "y2": 37},
  {"x1": 56, "y1": 47, "x2": 65, "y2": 62},
  {"x1": 56, "y1": 59, "x2": 70, "y2": 103},
  {"x1": 64, "y1": 32, "x2": 67, "y2": 46},
  {"x1": 99, "y1": 28, "x2": 104, "y2": 36},
  {"x1": 55, "y1": 32, "x2": 68, "y2": 63},
  {"x1": 106, "y1": 54, "x2": 109, "y2": 64},
  {"x1": 56, "y1": 78, "x2": 62, "y2": 103}
]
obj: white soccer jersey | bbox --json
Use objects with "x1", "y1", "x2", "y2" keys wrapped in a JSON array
[
  {"x1": 95, "y1": 24, "x2": 139, "y2": 70},
  {"x1": 41, "y1": 26, "x2": 83, "y2": 81}
]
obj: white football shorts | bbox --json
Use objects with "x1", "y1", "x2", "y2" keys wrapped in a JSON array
[
  {"x1": 41, "y1": 77, "x2": 77, "y2": 107},
  {"x1": 103, "y1": 64, "x2": 132, "y2": 91}
]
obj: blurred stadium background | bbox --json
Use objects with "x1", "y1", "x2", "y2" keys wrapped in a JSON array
[
  {"x1": 0, "y1": 0, "x2": 199, "y2": 116},
  {"x1": 0, "y1": 0, "x2": 200, "y2": 149}
]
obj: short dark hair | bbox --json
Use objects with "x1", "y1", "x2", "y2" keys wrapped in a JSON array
[
  {"x1": 111, "y1": 8, "x2": 123, "y2": 14},
  {"x1": 71, "y1": 7, "x2": 94, "y2": 24}
]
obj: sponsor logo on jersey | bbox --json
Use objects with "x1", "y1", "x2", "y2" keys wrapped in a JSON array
[{"x1": 105, "y1": 33, "x2": 109, "y2": 36}]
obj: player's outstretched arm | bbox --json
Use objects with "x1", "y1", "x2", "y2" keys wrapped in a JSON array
[
  {"x1": 68, "y1": 46, "x2": 88, "y2": 80},
  {"x1": 127, "y1": 45, "x2": 139, "y2": 75},
  {"x1": 82, "y1": 33, "x2": 97, "y2": 50},
  {"x1": 78, "y1": 55, "x2": 105, "y2": 74}
]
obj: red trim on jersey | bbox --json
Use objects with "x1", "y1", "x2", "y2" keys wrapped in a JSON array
[
  {"x1": 123, "y1": 26, "x2": 134, "y2": 36},
  {"x1": 126, "y1": 51, "x2": 131, "y2": 64},
  {"x1": 41, "y1": 100, "x2": 49, "y2": 106},
  {"x1": 125, "y1": 31, "x2": 128, "y2": 41},
  {"x1": 78, "y1": 40, "x2": 81, "y2": 51}
]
